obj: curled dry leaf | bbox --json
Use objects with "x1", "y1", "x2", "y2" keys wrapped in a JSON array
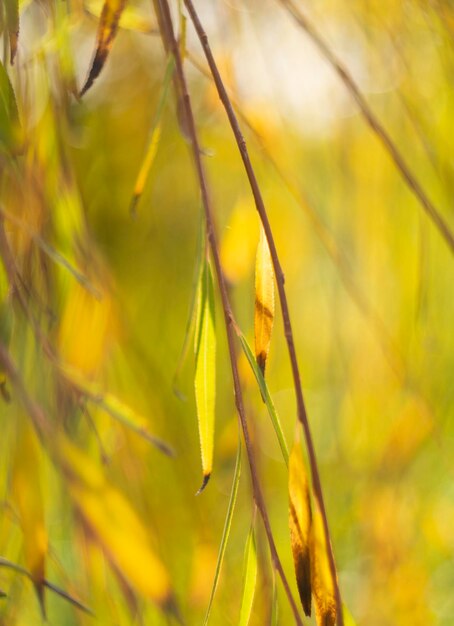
[
  {"x1": 311, "y1": 501, "x2": 337, "y2": 626},
  {"x1": 254, "y1": 225, "x2": 274, "y2": 376},
  {"x1": 194, "y1": 258, "x2": 216, "y2": 492},
  {"x1": 80, "y1": 0, "x2": 128, "y2": 96},
  {"x1": 288, "y1": 434, "x2": 312, "y2": 616}
]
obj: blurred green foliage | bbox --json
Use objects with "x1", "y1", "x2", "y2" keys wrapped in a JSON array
[{"x1": 1, "y1": 1, "x2": 454, "y2": 625}]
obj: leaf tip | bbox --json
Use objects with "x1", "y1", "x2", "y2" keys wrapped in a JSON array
[
  {"x1": 196, "y1": 473, "x2": 211, "y2": 495},
  {"x1": 256, "y1": 352, "x2": 266, "y2": 376}
]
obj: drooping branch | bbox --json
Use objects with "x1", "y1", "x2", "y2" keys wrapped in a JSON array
[
  {"x1": 181, "y1": 1, "x2": 344, "y2": 623},
  {"x1": 153, "y1": 1, "x2": 303, "y2": 623},
  {"x1": 277, "y1": 0, "x2": 454, "y2": 256}
]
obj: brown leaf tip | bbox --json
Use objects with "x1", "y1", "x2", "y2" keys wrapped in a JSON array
[
  {"x1": 0, "y1": 380, "x2": 11, "y2": 403},
  {"x1": 79, "y1": 51, "x2": 107, "y2": 97},
  {"x1": 196, "y1": 473, "x2": 211, "y2": 496},
  {"x1": 256, "y1": 352, "x2": 267, "y2": 376}
]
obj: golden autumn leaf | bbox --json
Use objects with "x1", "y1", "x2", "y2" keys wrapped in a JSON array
[
  {"x1": 311, "y1": 501, "x2": 337, "y2": 626},
  {"x1": 11, "y1": 419, "x2": 48, "y2": 615},
  {"x1": 59, "y1": 437, "x2": 172, "y2": 607},
  {"x1": 288, "y1": 433, "x2": 312, "y2": 616},
  {"x1": 254, "y1": 225, "x2": 274, "y2": 376},
  {"x1": 58, "y1": 283, "x2": 113, "y2": 377},
  {"x1": 194, "y1": 258, "x2": 216, "y2": 492},
  {"x1": 80, "y1": 0, "x2": 128, "y2": 96}
]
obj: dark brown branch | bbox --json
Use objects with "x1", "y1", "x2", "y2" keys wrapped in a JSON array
[
  {"x1": 182, "y1": 2, "x2": 343, "y2": 623},
  {"x1": 278, "y1": 0, "x2": 454, "y2": 256},
  {"x1": 153, "y1": 1, "x2": 303, "y2": 623}
]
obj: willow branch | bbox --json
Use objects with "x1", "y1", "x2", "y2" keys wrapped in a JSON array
[
  {"x1": 182, "y1": 1, "x2": 343, "y2": 622},
  {"x1": 154, "y1": 1, "x2": 303, "y2": 623},
  {"x1": 277, "y1": 0, "x2": 454, "y2": 256},
  {"x1": 186, "y1": 50, "x2": 407, "y2": 382}
]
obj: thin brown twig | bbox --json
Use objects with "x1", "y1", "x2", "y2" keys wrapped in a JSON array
[
  {"x1": 182, "y1": 1, "x2": 343, "y2": 623},
  {"x1": 153, "y1": 1, "x2": 303, "y2": 623},
  {"x1": 186, "y1": 50, "x2": 406, "y2": 382},
  {"x1": 277, "y1": 0, "x2": 454, "y2": 256}
]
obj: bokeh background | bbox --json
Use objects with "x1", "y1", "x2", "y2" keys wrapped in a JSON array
[{"x1": 1, "y1": 0, "x2": 454, "y2": 624}]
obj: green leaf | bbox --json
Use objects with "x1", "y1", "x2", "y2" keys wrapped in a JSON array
[
  {"x1": 130, "y1": 55, "x2": 175, "y2": 216},
  {"x1": 173, "y1": 209, "x2": 205, "y2": 400},
  {"x1": 0, "y1": 59, "x2": 22, "y2": 153},
  {"x1": 203, "y1": 437, "x2": 242, "y2": 625},
  {"x1": 238, "y1": 333, "x2": 289, "y2": 465},
  {"x1": 238, "y1": 519, "x2": 258, "y2": 626},
  {"x1": 194, "y1": 257, "x2": 216, "y2": 491}
]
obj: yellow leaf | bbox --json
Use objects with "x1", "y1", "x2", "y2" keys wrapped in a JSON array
[
  {"x1": 220, "y1": 197, "x2": 258, "y2": 283},
  {"x1": 288, "y1": 433, "x2": 312, "y2": 616},
  {"x1": 60, "y1": 437, "x2": 172, "y2": 606},
  {"x1": 194, "y1": 259, "x2": 216, "y2": 491},
  {"x1": 311, "y1": 501, "x2": 337, "y2": 626},
  {"x1": 58, "y1": 283, "x2": 112, "y2": 377},
  {"x1": 80, "y1": 0, "x2": 128, "y2": 96},
  {"x1": 12, "y1": 419, "x2": 47, "y2": 614},
  {"x1": 84, "y1": 0, "x2": 155, "y2": 33},
  {"x1": 254, "y1": 225, "x2": 274, "y2": 376}
]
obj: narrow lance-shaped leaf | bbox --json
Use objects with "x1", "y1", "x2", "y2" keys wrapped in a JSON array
[
  {"x1": 254, "y1": 225, "x2": 274, "y2": 376},
  {"x1": 311, "y1": 500, "x2": 337, "y2": 626},
  {"x1": 238, "y1": 333, "x2": 289, "y2": 465},
  {"x1": 80, "y1": 0, "x2": 128, "y2": 96},
  {"x1": 194, "y1": 257, "x2": 216, "y2": 492},
  {"x1": 4, "y1": 0, "x2": 19, "y2": 64},
  {"x1": 238, "y1": 519, "x2": 258, "y2": 626},
  {"x1": 203, "y1": 437, "x2": 242, "y2": 626},
  {"x1": 173, "y1": 209, "x2": 205, "y2": 399},
  {"x1": 288, "y1": 430, "x2": 312, "y2": 616},
  {"x1": 130, "y1": 55, "x2": 175, "y2": 216},
  {"x1": 11, "y1": 420, "x2": 48, "y2": 616}
]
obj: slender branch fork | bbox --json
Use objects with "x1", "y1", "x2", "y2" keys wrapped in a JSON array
[
  {"x1": 278, "y1": 0, "x2": 454, "y2": 256},
  {"x1": 154, "y1": 1, "x2": 304, "y2": 623},
  {"x1": 182, "y1": 0, "x2": 344, "y2": 623}
]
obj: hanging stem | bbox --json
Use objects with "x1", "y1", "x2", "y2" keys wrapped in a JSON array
[
  {"x1": 182, "y1": 1, "x2": 343, "y2": 623},
  {"x1": 153, "y1": 0, "x2": 304, "y2": 622}
]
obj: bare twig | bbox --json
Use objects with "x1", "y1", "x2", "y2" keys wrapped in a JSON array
[
  {"x1": 153, "y1": 1, "x2": 303, "y2": 623},
  {"x1": 182, "y1": 1, "x2": 343, "y2": 622},
  {"x1": 277, "y1": 0, "x2": 454, "y2": 256}
]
